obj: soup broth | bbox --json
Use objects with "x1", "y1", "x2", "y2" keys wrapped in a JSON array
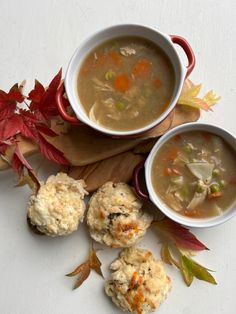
[
  {"x1": 152, "y1": 131, "x2": 236, "y2": 218},
  {"x1": 77, "y1": 36, "x2": 175, "y2": 131}
]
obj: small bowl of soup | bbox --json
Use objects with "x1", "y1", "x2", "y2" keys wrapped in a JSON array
[
  {"x1": 133, "y1": 123, "x2": 236, "y2": 227},
  {"x1": 56, "y1": 24, "x2": 195, "y2": 137}
]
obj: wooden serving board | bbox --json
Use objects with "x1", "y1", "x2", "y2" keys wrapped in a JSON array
[
  {"x1": 0, "y1": 105, "x2": 200, "y2": 170},
  {"x1": 0, "y1": 104, "x2": 200, "y2": 171}
]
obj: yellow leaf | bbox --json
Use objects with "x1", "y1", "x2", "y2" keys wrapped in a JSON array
[
  {"x1": 178, "y1": 82, "x2": 220, "y2": 111},
  {"x1": 203, "y1": 90, "x2": 221, "y2": 106},
  {"x1": 180, "y1": 83, "x2": 202, "y2": 99}
]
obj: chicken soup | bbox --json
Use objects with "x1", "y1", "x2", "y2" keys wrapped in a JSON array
[
  {"x1": 77, "y1": 36, "x2": 175, "y2": 131},
  {"x1": 152, "y1": 131, "x2": 236, "y2": 218}
]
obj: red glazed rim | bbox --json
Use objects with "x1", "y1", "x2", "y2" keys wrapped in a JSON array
[
  {"x1": 133, "y1": 161, "x2": 149, "y2": 199},
  {"x1": 170, "y1": 35, "x2": 196, "y2": 78},
  {"x1": 56, "y1": 83, "x2": 81, "y2": 124}
]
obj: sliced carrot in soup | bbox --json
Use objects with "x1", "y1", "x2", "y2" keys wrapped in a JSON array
[
  {"x1": 132, "y1": 58, "x2": 152, "y2": 79},
  {"x1": 114, "y1": 74, "x2": 131, "y2": 92},
  {"x1": 108, "y1": 51, "x2": 122, "y2": 67},
  {"x1": 166, "y1": 147, "x2": 178, "y2": 160},
  {"x1": 154, "y1": 78, "x2": 162, "y2": 88}
]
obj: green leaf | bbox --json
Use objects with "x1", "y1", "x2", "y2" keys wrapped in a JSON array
[
  {"x1": 180, "y1": 256, "x2": 194, "y2": 286},
  {"x1": 180, "y1": 255, "x2": 217, "y2": 286}
]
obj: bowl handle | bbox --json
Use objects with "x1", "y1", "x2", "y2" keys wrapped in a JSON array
[
  {"x1": 170, "y1": 35, "x2": 196, "y2": 78},
  {"x1": 56, "y1": 82, "x2": 81, "y2": 124},
  {"x1": 133, "y1": 161, "x2": 150, "y2": 200}
]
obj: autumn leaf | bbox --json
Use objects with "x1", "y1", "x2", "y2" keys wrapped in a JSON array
[
  {"x1": 36, "y1": 124, "x2": 58, "y2": 137},
  {"x1": 12, "y1": 144, "x2": 33, "y2": 174},
  {"x1": 28, "y1": 80, "x2": 45, "y2": 104},
  {"x1": 178, "y1": 83, "x2": 220, "y2": 111},
  {"x1": 38, "y1": 133, "x2": 69, "y2": 165},
  {"x1": 29, "y1": 69, "x2": 62, "y2": 119},
  {"x1": 16, "y1": 172, "x2": 41, "y2": 193},
  {"x1": 0, "y1": 71, "x2": 70, "y2": 174},
  {"x1": 66, "y1": 248, "x2": 103, "y2": 290},
  {"x1": 153, "y1": 217, "x2": 208, "y2": 251},
  {"x1": 0, "y1": 83, "x2": 24, "y2": 104},
  {"x1": 0, "y1": 83, "x2": 24, "y2": 122},
  {"x1": 180, "y1": 255, "x2": 217, "y2": 286},
  {"x1": 0, "y1": 139, "x2": 14, "y2": 155},
  {"x1": 180, "y1": 255, "x2": 194, "y2": 286},
  {"x1": 160, "y1": 244, "x2": 179, "y2": 268},
  {"x1": 89, "y1": 248, "x2": 103, "y2": 277},
  {"x1": 12, "y1": 144, "x2": 40, "y2": 191},
  {"x1": 72, "y1": 268, "x2": 91, "y2": 290},
  {"x1": 0, "y1": 115, "x2": 22, "y2": 140},
  {"x1": 157, "y1": 221, "x2": 217, "y2": 287},
  {"x1": 7, "y1": 83, "x2": 25, "y2": 103}
]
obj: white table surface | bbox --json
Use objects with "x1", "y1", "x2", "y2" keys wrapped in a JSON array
[{"x1": 0, "y1": 1, "x2": 236, "y2": 314}]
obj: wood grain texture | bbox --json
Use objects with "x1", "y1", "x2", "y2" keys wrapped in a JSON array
[{"x1": 0, "y1": 1, "x2": 235, "y2": 314}]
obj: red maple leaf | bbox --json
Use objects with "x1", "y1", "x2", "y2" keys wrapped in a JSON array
[
  {"x1": 12, "y1": 143, "x2": 33, "y2": 175},
  {"x1": 38, "y1": 133, "x2": 69, "y2": 165},
  {"x1": 154, "y1": 218, "x2": 208, "y2": 251},
  {"x1": 0, "y1": 84, "x2": 24, "y2": 122},
  {"x1": 0, "y1": 70, "x2": 70, "y2": 168},
  {"x1": 29, "y1": 69, "x2": 62, "y2": 119},
  {"x1": 36, "y1": 125, "x2": 57, "y2": 137},
  {"x1": 0, "y1": 115, "x2": 23, "y2": 140},
  {"x1": 28, "y1": 80, "x2": 45, "y2": 104}
]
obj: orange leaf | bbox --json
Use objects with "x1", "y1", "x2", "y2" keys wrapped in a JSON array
[
  {"x1": 65, "y1": 262, "x2": 90, "y2": 277},
  {"x1": 89, "y1": 249, "x2": 103, "y2": 278},
  {"x1": 73, "y1": 267, "x2": 91, "y2": 290},
  {"x1": 66, "y1": 248, "x2": 103, "y2": 290}
]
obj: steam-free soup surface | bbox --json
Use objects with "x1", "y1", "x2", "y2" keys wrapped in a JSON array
[
  {"x1": 152, "y1": 131, "x2": 236, "y2": 218},
  {"x1": 77, "y1": 36, "x2": 175, "y2": 131}
]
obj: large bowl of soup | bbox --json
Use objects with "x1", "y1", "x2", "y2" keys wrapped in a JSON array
[
  {"x1": 133, "y1": 123, "x2": 236, "y2": 227},
  {"x1": 56, "y1": 24, "x2": 195, "y2": 137}
]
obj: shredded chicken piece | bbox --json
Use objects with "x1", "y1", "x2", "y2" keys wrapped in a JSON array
[
  {"x1": 89, "y1": 102, "x2": 99, "y2": 124},
  {"x1": 92, "y1": 78, "x2": 114, "y2": 92},
  {"x1": 120, "y1": 46, "x2": 136, "y2": 56}
]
